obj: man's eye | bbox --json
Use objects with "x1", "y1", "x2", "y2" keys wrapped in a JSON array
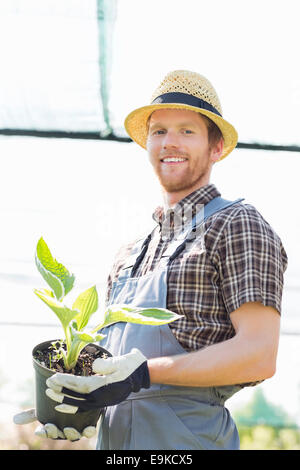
[
  {"x1": 153, "y1": 129, "x2": 165, "y2": 135},
  {"x1": 183, "y1": 129, "x2": 193, "y2": 134}
]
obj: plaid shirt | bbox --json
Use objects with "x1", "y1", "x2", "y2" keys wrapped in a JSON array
[{"x1": 106, "y1": 184, "x2": 288, "y2": 382}]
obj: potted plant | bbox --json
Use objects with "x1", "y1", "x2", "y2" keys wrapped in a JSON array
[{"x1": 32, "y1": 237, "x2": 181, "y2": 434}]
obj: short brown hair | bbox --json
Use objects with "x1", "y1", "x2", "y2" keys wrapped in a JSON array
[{"x1": 200, "y1": 114, "x2": 223, "y2": 148}]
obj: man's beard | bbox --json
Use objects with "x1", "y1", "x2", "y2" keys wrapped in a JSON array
[{"x1": 157, "y1": 158, "x2": 211, "y2": 193}]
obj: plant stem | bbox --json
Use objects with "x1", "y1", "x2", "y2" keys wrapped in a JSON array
[{"x1": 63, "y1": 325, "x2": 73, "y2": 370}]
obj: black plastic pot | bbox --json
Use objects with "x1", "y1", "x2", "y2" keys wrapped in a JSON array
[{"x1": 32, "y1": 339, "x2": 112, "y2": 433}]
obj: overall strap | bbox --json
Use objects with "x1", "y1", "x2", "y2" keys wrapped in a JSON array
[
  {"x1": 116, "y1": 230, "x2": 155, "y2": 280},
  {"x1": 119, "y1": 197, "x2": 244, "y2": 279},
  {"x1": 202, "y1": 196, "x2": 244, "y2": 221},
  {"x1": 163, "y1": 197, "x2": 244, "y2": 263}
]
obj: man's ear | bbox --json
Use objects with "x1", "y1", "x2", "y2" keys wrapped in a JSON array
[{"x1": 210, "y1": 137, "x2": 224, "y2": 163}]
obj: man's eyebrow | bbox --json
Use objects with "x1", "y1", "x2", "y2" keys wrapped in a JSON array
[
  {"x1": 148, "y1": 121, "x2": 199, "y2": 130},
  {"x1": 148, "y1": 122, "x2": 165, "y2": 132}
]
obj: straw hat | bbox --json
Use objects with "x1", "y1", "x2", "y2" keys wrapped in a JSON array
[{"x1": 124, "y1": 70, "x2": 238, "y2": 161}]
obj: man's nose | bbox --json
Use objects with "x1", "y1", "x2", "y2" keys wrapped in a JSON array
[{"x1": 162, "y1": 130, "x2": 180, "y2": 148}]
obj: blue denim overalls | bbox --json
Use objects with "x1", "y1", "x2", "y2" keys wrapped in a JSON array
[{"x1": 97, "y1": 197, "x2": 244, "y2": 450}]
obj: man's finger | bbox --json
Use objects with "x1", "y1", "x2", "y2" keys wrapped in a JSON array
[
  {"x1": 44, "y1": 423, "x2": 58, "y2": 439},
  {"x1": 92, "y1": 356, "x2": 117, "y2": 374},
  {"x1": 35, "y1": 424, "x2": 48, "y2": 438},
  {"x1": 34, "y1": 423, "x2": 78, "y2": 440},
  {"x1": 82, "y1": 426, "x2": 97, "y2": 438},
  {"x1": 55, "y1": 403, "x2": 79, "y2": 414},
  {"x1": 63, "y1": 427, "x2": 82, "y2": 441},
  {"x1": 46, "y1": 388, "x2": 64, "y2": 404},
  {"x1": 46, "y1": 373, "x2": 107, "y2": 394},
  {"x1": 13, "y1": 408, "x2": 36, "y2": 425},
  {"x1": 46, "y1": 387, "x2": 84, "y2": 413},
  {"x1": 35, "y1": 423, "x2": 61, "y2": 439}
]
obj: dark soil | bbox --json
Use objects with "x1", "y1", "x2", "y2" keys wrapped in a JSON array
[{"x1": 33, "y1": 342, "x2": 109, "y2": 376}]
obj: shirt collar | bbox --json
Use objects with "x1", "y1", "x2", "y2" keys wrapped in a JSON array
[{"x1": 152, "y1": 184, "x2": 221, "y2": 226}]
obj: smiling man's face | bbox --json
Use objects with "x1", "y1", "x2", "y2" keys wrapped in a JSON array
[{"x1": 146, "y1": 109, "x2": 223, "y2": 204}]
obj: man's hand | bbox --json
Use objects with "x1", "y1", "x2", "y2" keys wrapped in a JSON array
[
  {"x1": 46, "y1": 348, "x2": 150, "y2": 414},
  {"x1": 13, "y1": 408, "x2": 97, "y2": 441}
]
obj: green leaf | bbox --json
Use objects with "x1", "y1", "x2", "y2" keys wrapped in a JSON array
[
  {"x1": 72, "y1": 285, "x2": 98, "y2": 331},
  {"x1": 92, "y1": 304, "x2": 183, "y2": 333},
  {"x1": 35, "y1": 237, "x2": 75, "y2": 300},
  {"x1": 65, "y1": 325, "x2": 106, "y2": 370},
  {"x1": 72, "y1": 330, "x2": 105, "y2": 343},
  {"x1": 34, "y1": 288, "x2": 78, "y2": 330}
]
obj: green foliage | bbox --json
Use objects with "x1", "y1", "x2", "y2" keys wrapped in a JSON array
[
  {"x1": 238, "y1": 425, "x2": 300, "y2": 450},
  {"x1": 35, "y1": 237, "x2": 75, "y2": 300},
  {"x1": 233, "y1": 388, "x2": 300, "y2": 449},
  {"x1": 72, "y1": 285, "x2": 99, "y2": 330},
  {"x1": 34, "y1": 237, "x2": 182, "y2": 371},
  {"x1": 34, "y1": 288, "x2": 79, "y2": 332},
  {"x1": 91, "y1": 304, "x2": 183, "y2": 332},
  {"x1": 234, "y1": 388, "x2": 297, "y2": 428}
]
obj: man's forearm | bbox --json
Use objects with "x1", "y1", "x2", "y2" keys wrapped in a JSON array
[
  {"x1": 147, "y1": 302, "x2": 280, "y2": 387},
  {"x1": 147, "y1": 333, "x2": 275, "y2": 387}
]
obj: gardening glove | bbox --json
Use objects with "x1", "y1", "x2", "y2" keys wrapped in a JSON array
[
  {"x1": 46, "y1": 348, "x2": 150, "y2": 414},
  {"x1": 13, "y1": 408, "x2": 96, "y2": 441}
]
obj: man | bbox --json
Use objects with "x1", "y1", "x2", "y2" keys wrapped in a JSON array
[{"x1": 15, "y1": 70, "x2": 288, "y2": 449}]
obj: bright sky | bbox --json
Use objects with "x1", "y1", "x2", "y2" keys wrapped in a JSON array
[
  {"x1": 110, "y1": 0, "x2": 300, "y2": 145},
  {"x1": 0, "y1": 0, "x2": 299, "y2": 144}
]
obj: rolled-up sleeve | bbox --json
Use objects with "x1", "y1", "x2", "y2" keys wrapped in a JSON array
[{"x1": 216, "y1": 205, "x2": 288, "y2": 315}]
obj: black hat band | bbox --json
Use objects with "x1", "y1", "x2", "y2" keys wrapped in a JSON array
[{"x1": 151, "y1": 92, "x2": 222, "y2": 117}]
